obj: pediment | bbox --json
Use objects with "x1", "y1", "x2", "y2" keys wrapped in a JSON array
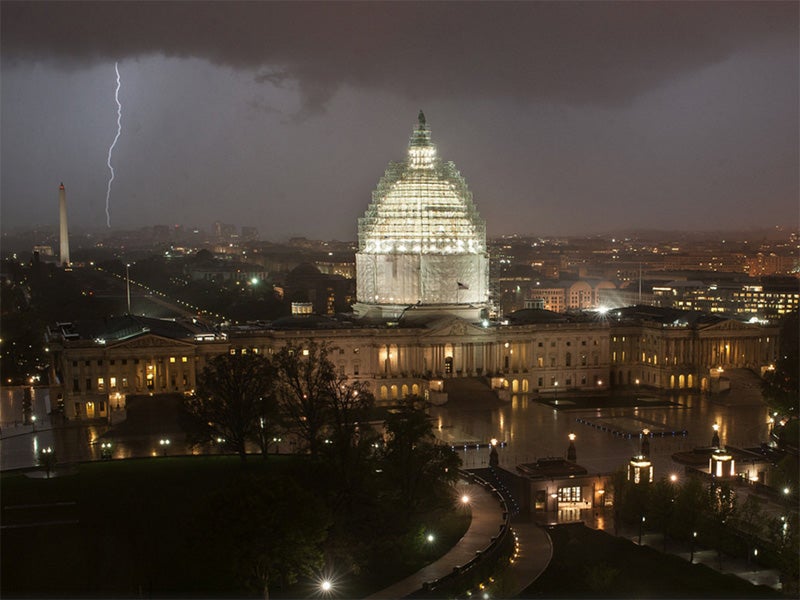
[
  {"x1": 422, "y1": 316, "x2": 489, "y2": 338},
  {"x1": 700, "y1": 319, "x2": 757, "y2": 332},
  {"x1": 108, "y1": 334, "x2": 195, "y2": 350}
]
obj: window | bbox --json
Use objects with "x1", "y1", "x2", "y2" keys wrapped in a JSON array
[
  {"x1": 538, "y1": 377, "x2": 543, "y2": 387},
  {"x1": 538, "y1": 342, "x2": 543, "y2": 347},
  {"x1": 229, "y1": 348, "x2": 236, "y2": 355},
  {"x1": 581, "y1": 340, "x2": 587, "y2": 346},
  {"x1": 566, "y1": 341, "x2": 571, "y2": 347},
  {"x1": 558, "y1": 486, "x2": 582, "y2": 502},
  {"x1": 565, "y1": 352, "x2": 572, "y2": 367},
  {"x1": 72, "y1": 361, "x2": 78, "y2": 367},
  {"x1": 353, "y1": 347, "x2": 360, "y2": 354},
  {"x1": 122, "y1": 359, "x2": 127, "y2": 365},
  {"x1": 122, "y1": 377, "x2": 128, "y2": 389},
  {"x1": 73, "y1": 378, "x2": 79, "y2": 392},
  {"x1": 182, "y1": 356, "x2": 188, "y2": 363},
  {"x1": 86, "y1": 378, "x2": 92, "y2": 391},
  {"x1": 550, "y1": 357, "x2": 556, "y2": 367},
  {"x1": 110, "y1": 377, "x2": 117, "y2": 389},
  {"x1": 97, "y1": 360, "x2": 103, "y2": 367},
  {"x1": 110, "y1": 360, "x2": 115, "y2": 365},
  {"x1": 581, "y1": 354, "x2": 587, "y2": 366},
  {"x1": 169, "y1": 357, "x2": 176, "y2": 363},
  {"x1": 537, "y1": 357, "x2": 544, "y2": 367},
  {"x1": 353, "y1": 362, "x2": 360, "y2": 375},
  {"x1": 97, "y1": 378, "x2": 105, "y2": 391},
  {"x1": 85, "y1": 360, "x2": 90, "y2": 367}
]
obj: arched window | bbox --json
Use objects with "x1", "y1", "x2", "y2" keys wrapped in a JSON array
[
  {"x1": 390, "y1": 384, "x2": 398, "y2": 399},
  {"x1": 411, "y1": 383, "x2": 420, "y2": 395},
  {"x1": 380, "y1": 385, "x2": 388, "y2": 400},
  {"x1": 401, "y1": 384, "x2": 409, "y2": 397}
]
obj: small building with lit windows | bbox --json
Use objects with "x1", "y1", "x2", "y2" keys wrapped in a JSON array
[{"x1": 517, "y1": 458, "x2": 613, "y2": 518}]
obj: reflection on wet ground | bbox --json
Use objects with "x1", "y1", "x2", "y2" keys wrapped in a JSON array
[{"x1": 1, "y1": 372, "x2": 773, "y2": 477}]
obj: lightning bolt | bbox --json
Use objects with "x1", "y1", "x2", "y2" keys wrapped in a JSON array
[{"x1": 105, "y1": 61, "x2": 122, "y2": 228}]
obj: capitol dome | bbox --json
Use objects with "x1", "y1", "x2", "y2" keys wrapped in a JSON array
[{"x1": 353, "y1": 112, "x2": 488, "y2": 322}]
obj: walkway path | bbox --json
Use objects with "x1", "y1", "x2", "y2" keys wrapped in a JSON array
[
  {"x1": 503, "y1": 517, "x2": 553, "y2": 597},
  {"x1": 366, "y1": 479, "x2": 505, "y2": 599}
]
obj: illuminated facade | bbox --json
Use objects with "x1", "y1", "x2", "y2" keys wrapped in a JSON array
[{"x1": 354, "y1": 112, "x2": 488, "y2": 321}]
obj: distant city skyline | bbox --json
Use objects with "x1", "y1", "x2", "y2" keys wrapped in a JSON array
[{"x1": 1, "y1": 1, "x2": 797, "y2": 240}]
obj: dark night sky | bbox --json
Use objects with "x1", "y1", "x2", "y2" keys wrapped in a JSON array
[{"x1": 1, "y1": 1, "x2": 797, "y2": 240}]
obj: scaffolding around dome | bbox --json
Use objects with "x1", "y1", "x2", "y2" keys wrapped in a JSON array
[{"x1": 354, "y1": 113, "x2": 488, "y2": 322}]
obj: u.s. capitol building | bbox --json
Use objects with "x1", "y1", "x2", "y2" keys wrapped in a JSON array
[{"x1": 48, "y1": 115, "x2": 779, "y2": 420}]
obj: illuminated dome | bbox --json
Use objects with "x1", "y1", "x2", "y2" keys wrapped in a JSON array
[{"x1": 354, "y1": 112, "x2": 488, "y2": 322}]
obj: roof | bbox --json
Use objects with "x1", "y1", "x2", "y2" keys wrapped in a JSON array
[
  {"x1": 516, "y1": 457, "x2": 589, "y2": 479},
  {"x1": 52, "y1": 315, "x2": 213, "y2": 343}
]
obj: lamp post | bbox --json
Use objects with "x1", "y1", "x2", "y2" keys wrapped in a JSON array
[
  {"x1": 554, "y1": 381, "x2": 559, "y2": 405},
  {"x1": 101, "y1": 442, "x2": 113, "y2": 460},
  {"x1": 489, "y1": 438, "x2": 499, "y2": 467},
  {"x1": 567, "y1": 432, "x2": 577, "y2": 461},
  {"x1": 638, "y1": 515, "x2": 646, "y2": 545},
  {"x1": 159, "y1": 438, "x2": 170, "y2": 456},
  {"x1": 39, "y1": 446, "x2": 54, "y2": 478},
  {"x1": 126, "y1": 263, "x2": 131, "y2": 313},
  {"x1": 712, "y1": 423, "x2": 720, "y2": 448},
  {"x1": 690, "y1": 531, "x2": 697, "y2": 563},
  {"x1": 641, "y1": 428, "x2": 650, "y2": 458}
]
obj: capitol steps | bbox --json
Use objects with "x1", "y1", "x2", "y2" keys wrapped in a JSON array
[{"x1": 442, "y1": 377, "x2": 503, "y2": 406}]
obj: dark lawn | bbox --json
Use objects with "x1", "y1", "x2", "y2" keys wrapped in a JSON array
[
  {"x1": 522, "y1": 523, "x2": 781, "y2": 599},
  {"x1": 1, "y1": 456, "x2": 469, "y2": 598}
]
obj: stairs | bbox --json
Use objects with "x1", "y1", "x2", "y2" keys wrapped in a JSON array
[{"x1": 443, "y1": 377, "x2": 503, "y2": 406}]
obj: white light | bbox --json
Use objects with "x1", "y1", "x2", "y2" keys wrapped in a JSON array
[
  {"x1": 320, "y1": 580, "x2": 332, "y2": 592},
  {"x1": 461, "y1": 494, "x2": 470, "y2": 504}
]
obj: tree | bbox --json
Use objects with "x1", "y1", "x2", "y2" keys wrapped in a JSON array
[
  {"x1": 381, "y1": 396, "x2": 460, "y2": 516},
  {"x1": 202, "y1": 472, "x2": 330, "y2": 599},
  {"x1": 272, "y1": 340, "x2": 336, "y2": 457},
  {"x1": 762, "y1": 311, "x2": 798, "y2": 416},
  {"x1": 187, "y1": 352, "x2": 275, "y2": 460},
  {"x1": 705, "y1": 482, "x2": 737, "y2": 569},
  {"x1": 648, "y1": 477, "x2": 677, "y2": 551},
  {"x1": 672, "y1": 476, "x2": 706, "y2": 543},
  {"x1": 767, "y1": 511, "x2": 799, "y2": 596},
  {"x1": 323, "y1": 376, "x2": 378, "y2": 505}
]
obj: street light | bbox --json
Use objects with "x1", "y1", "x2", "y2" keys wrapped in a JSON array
[
  {"x1": 638, "y1": 515, "x2": 646, "y2": 545},
  {"x1": 712, "y1": 422, "x2": 720, "y2": 448},
  {"x1": 690, "y1": 531, "x2": 697, "y2": 563},
  {"x1": 101, "y1": 442, "x2": 113, "y2": 460},
  {"x1": 159, "y1": 438, "x2": 170, "y2": 456},
  {"x1": 31, "y1": 414, "x2": 37, "y2": 432},
  {"x1": 39, "y1": 446, "x2": 55, "y2": 478},
  {"x1": 567, "y1": 432, "x2": 577, "y2": 461}
]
